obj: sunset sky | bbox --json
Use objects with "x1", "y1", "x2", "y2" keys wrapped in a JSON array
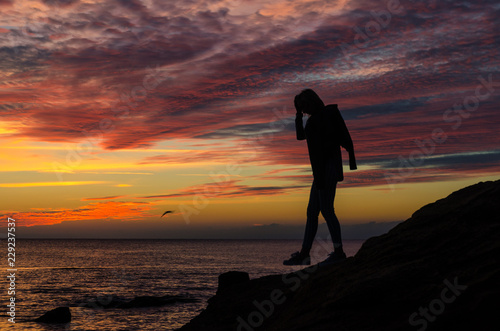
[{"x1": 1, "y1": 0, "x2": 499, "y2": 238}]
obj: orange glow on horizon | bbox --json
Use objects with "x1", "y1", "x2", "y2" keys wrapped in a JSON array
[{"x1": 1, "y1": 201, "x2": 152, "y2": 227}]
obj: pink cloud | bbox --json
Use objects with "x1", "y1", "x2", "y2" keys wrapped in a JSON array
[{"x1": 0, "y1": 0, "x2": 498, "y2": 187}]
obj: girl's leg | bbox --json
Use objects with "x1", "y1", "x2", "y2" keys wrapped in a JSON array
[
  {"x1": 301, "y1": 181, "x2": 320, "y2": 255},
  {"x1": 319, "y1": 181, "x2": 342, "y2": 249},
  {"x1": 319, "y1": 159, "x2": 343, "y2": 250}
]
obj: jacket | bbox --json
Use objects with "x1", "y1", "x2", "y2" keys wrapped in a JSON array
[{"x1": 295, "y1": 104, "x2": 356, "y2": 184}]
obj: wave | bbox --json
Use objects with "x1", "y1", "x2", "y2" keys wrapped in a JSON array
[{"x1": 72, "y1": 294, "x2": 200, "y2": 309}]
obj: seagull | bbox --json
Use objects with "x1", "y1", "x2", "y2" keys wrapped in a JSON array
[{"x1": 161, "y1": 210, "x2": 174, "y2": 218}]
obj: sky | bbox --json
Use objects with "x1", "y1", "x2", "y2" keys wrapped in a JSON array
[{"x1": 0, "y1": 0, "x2": 499, "y2": 239}]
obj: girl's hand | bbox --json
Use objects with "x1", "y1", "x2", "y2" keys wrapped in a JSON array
[{"x1": 294, "y1": 95, "x2": 303, "y2": 115}]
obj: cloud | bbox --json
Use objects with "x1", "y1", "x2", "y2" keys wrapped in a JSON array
[
  {"x1": 341, "y1": 97, "x2": 429, "y2": 120},
  {"x1": 0, "y1": 201, "x2": 152, "y2": 227},
  {"x1": 81, "y1": 195, "x2": 127, "y2": 201},
  {"x1": 0, "y1": 181, "x2": 108, "y2": 188},
  {"x1": 140, "y1": 179, "x2": 308, "y2": 200},
  {"x1": 381, "y1": 150, "x2": 500, "y2": 170},
  {"x1": 0, "y1": 0, "x2": 13, "y2": 6},
  {"x1": 0, "y1": 0, "x2": 498, "y2": 190},
  {"x1": 42, "y1": 0, "x2": 79, "y2": 7}
]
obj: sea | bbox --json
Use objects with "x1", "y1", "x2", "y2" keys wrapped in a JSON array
[{"x1": 0, "y1": 239, "x2": 364, "y2": 330}]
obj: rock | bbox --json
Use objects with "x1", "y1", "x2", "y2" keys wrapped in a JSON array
[
  {"x1": 217, "y1": 271, "x2": 250, "y2": 294},
  {"x1": 34, "y1": 306, "x2": 71, "y2": 324},
  {"x1": 179, "y1": 180, "x2": 500, "y2": 331}
]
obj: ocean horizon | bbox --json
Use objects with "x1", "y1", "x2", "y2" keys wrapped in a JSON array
[{"x1": 1, "y1": 239, "x2": 364, "y2": 330}]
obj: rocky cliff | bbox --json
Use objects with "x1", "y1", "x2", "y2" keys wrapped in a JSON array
[{"x1": 179, "y1": 180, "x2": 500, "y2": 331}]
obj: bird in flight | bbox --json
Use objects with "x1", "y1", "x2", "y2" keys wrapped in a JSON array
[{"x1": 161, "y1": 210, "x2": 174, "y2": 218}]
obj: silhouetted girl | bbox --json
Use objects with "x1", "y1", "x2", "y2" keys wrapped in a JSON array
[{"x1": 284, "y1": 89, "x2": 356, "y2": 266}]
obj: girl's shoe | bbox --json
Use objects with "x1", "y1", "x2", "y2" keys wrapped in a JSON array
[
  {"x1": 318, "y1": 251, "x2": 346, "y2": 266},
  {"x1": 283, "y1": 251, "x2": 311, "y2": 265}
]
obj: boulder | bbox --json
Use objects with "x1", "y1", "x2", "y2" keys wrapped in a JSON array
[
  {"x1": 217, "y1": 271, "x2": 250, "y2": 294},
  {"x1": 34, "y1": 306, "x2": 71, "y2": 324}
]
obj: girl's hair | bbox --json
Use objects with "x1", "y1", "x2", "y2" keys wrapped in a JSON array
[{"x1": 297, "y1": 89, "x2": 325, "y2": 113}]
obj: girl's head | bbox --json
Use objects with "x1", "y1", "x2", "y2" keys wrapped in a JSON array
[{"x1": 296, "y1": 89, "x2": 325, "y2": 114}]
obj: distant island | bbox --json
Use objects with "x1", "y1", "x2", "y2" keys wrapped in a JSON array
[{"x1": 179, "y1": 180, "x2": 499, "y2": 331}]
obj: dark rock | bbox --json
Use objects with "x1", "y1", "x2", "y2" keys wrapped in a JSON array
[
  {"x1": 217, "y1": 271, "x2": 250, "y2": 294},
  {"x1": 77, "y1": 296, "x2": 127, "y2": 309},
  {"x1": 179, "y1": 180, "x2": 500, "y2": 331},
  {"x1": 34, "y1": 306, "x2": 71, "y2": 324}
]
